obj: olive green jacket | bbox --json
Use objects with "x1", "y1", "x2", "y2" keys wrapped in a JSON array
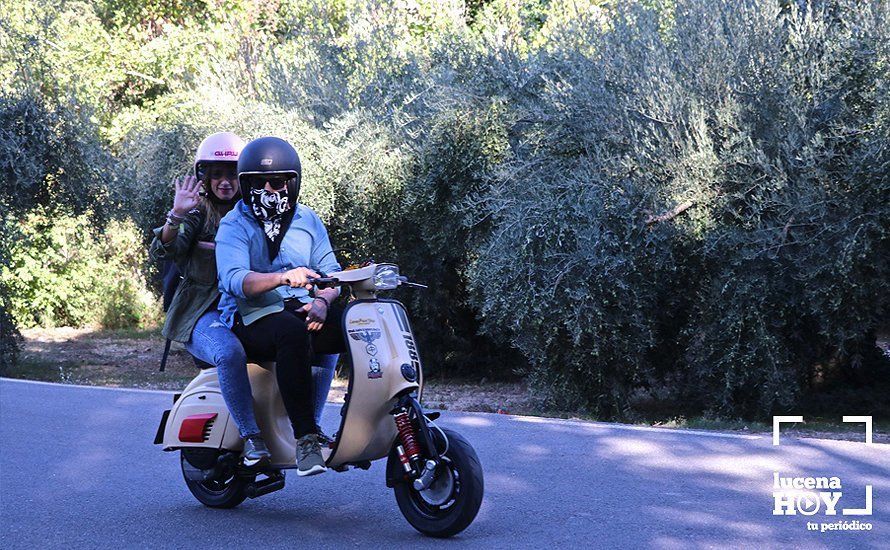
[{"x1": 149, "y1": 209, "x2": 219, "y2": 343}]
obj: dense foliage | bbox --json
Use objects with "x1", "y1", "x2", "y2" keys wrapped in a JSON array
[
  {"x1": 464, "y1": 0, "x2": 889, "y2": 417},
  {"x1": 2, "y1": 212, "x2": 159, "y2": 329},
  {"x1": 1, "y1": 0, "x2": 887, "y2": 418}
]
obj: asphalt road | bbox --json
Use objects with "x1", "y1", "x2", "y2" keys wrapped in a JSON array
[{"x1": 1, "y1": 378, "x2": 887, "y2": 549}]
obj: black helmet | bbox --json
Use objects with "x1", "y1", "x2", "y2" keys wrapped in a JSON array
[{"x1": 237, "y1": 136, "x2": 302, "y2": 202}]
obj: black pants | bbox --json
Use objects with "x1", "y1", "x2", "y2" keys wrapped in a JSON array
[{"x1": 233, "y1": 301, "x2": 346, "y2": 438}]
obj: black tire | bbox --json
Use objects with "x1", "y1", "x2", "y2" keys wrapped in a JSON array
[
  {"x1": 180, "y1": 451, "x2": 252, "y2": 509},
  {"x1": 393, "y1": 427, "x2": 484, "y2": 538}
]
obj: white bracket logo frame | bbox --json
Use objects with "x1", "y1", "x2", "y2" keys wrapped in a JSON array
[{"x1": 773, "y1": 415, "x2": 873, "y2": 446}]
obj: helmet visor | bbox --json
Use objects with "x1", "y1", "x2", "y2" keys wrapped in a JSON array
[
  {"x1": 206, "y1": 164, "x2": 238, "y2": 181},
  {"x1": 197, "y1": 161, "x2": 238, "y2": 182},
  {"x1": 240, "y1": 173, "x2": 297, "y2": 192}
]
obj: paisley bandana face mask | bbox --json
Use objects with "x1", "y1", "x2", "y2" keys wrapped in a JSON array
[{"x1": 249, "y1": 186, "x2": 291, "y2": 241}]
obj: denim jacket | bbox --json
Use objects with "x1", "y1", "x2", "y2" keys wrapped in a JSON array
[{"x1": 215, "y1": 200, "x2": 341, "y2": 327}]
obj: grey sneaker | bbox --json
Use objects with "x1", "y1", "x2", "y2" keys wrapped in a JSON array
[
  {"x1": 296, "y1": 433, "x2": 327, "y2": 477},
  {"x1": 316, "y1": 425, "x2": 334, "y2": 447},
  {"x1": 242, "y1": 435, "x2": 271, "y2": 468}
]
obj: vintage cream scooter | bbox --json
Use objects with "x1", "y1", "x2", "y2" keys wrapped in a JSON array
[{"x1": 154, "y1": 263, "x2": 483, "y2": 538}]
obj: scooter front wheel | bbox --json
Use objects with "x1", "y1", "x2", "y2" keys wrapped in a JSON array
[
  {"x1": 392, "y1": 427, "x2": 484, "y2": 538},
  {"x1": 180, "y1": 450, "x2": 252, "y2": 509}
]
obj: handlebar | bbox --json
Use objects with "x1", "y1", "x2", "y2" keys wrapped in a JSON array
[
  {"x1": 305, "y1": 269, "x2": 427, "y2": 291},
  {"x1": 398, "y1": 276, "x2": 428, "y2": 289},
  {"x1": 308, "y1": 276, "x2": 341, "y2": 289}
]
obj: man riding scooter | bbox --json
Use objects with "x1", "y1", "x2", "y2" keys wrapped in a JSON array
[
  {"x1": 150, "y1": 132, "x2": 278, "y2": 466},
  {"x1": 216, "y1": 136, "x2": 345, "y2": 476},
  {"x1": 157, "y1": 138, "x2": 485, "y2": 533},
  {"x1": 151, "y1": 132, "x2": 339, "y2": 471}
]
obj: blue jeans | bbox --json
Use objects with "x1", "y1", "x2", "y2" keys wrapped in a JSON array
[
  {"x1": 312, "y1": 353, "x2": 338, "y2": 424},
  {"x1": 187, "y1": 310, "x2": 259, "y2": 438},
  {"x1": 189, "y1": 310, "x2": 339, "y2": 437}
]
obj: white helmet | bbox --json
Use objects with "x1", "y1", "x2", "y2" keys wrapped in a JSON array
[{"x1": 194, "y1": 132, "x2": 245, "y2": 178}]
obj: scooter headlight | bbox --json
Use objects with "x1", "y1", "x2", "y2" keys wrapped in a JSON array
[{"x1": 373, "y1": 264, "x2": 401, "y2": 291}]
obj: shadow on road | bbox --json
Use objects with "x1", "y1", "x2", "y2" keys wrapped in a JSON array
[{"x1": 2, "y1": 380, "x2": 888, "y2": 549}]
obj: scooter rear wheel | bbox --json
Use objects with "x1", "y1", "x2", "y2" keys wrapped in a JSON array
[
  {"x1": 180, "y1": 450, "x2": 253, "y2": 509},
  {"x1": 392, "y1": 427, "x2": 484, "y2": 538}
]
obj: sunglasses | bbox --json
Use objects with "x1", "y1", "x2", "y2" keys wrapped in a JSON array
[
  {"x1": 243, "y1": 174, "x2": 294, "y2": 191},
  {"x1": 207, "y1": 166, "x2": 238, "y2": 181},
  {"x1": 197, "y1": 163, "x2": 238, "y2": 181}
]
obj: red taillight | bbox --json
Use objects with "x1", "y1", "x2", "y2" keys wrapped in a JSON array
[{"x1": 179, "y1": 413, "x2": 218, "y2": 443}]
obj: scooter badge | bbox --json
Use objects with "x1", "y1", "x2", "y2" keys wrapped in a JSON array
[
  {"x1": 348, "y1": 328, "x2": 381, "y2": 345},
  {"x1": 368, "y1": 358, "x2": 382, "y2": 379},
  {"x1": 348, "y1": 329, "x2": 383, "y2": 378}
]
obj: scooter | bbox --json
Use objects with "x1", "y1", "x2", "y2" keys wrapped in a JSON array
[{"x1": 154, "y1": 262, "x2": 484, "y2": 538}]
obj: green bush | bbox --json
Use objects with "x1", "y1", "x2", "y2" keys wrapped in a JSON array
[
  {"x1": 461, "y1": 0, "x2": 890, "y2": 417},
  {"x1": 1, "y1": 7, "x2": 117, "y2": 367},
  {"x1": 2, "y1": 211, "x2": 160, "y2": 329},
  {"x1": 0, "y1": 93, "x2": 113, "y2": 219},
  {"x1": 2, "y1": 0, "x2": 887, "y2": 420},
  {"x1": 0, "y1": 206, "x2": 22, "y2": 375}
]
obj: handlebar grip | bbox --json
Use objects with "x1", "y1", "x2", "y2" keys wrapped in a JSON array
[{"x1": 309, "y1": 277, "x2": 340, "y2": 289}]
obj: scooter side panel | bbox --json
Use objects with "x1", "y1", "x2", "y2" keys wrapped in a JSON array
[
  {"x1": 160, "y1": 363, "x2": 297, "y2": 464},
  {"x1": 162, "y1": 368, "x2": 233, "y2": 450},
  {"x1": 327, "y1": 300, "x2": 422, "y2": 468},
  {"x1": 246, "y1": 361, "x2": 298, "y2": 467}
]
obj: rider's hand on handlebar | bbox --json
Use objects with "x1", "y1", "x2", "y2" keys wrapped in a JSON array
[{"x1": 279, "y1": 267, "x2": 319, "y2": 290}]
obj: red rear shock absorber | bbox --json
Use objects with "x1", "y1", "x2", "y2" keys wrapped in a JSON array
[{"x1": 394, "y1": 410, "x2": 421, "y2": 462}]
